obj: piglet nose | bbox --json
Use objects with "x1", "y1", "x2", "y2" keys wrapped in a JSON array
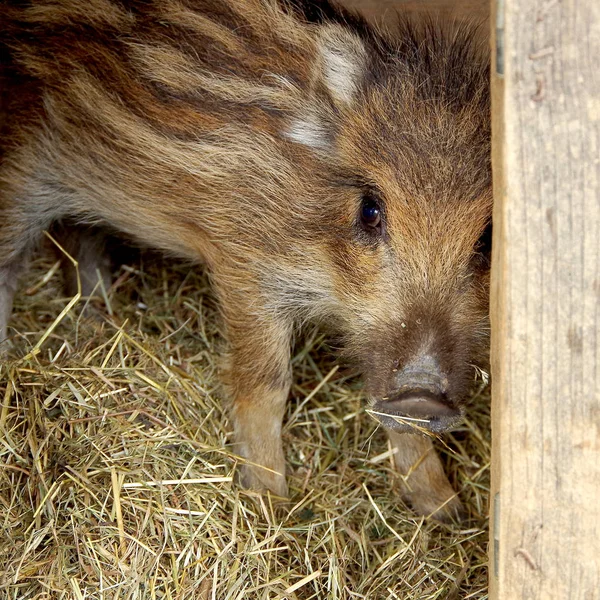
[{"x1": 393, "y1": 353, "x2": 447, "y2": 390}]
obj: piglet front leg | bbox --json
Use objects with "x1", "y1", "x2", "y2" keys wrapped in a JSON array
[
  {"x1": 388, "y1": 430, "x2": 464, "y2": 522},
  {"x1": 232, "y1": 381, "x2": 290, "y2": 497},
  {"x1": 220, "y1": 292, "x2": 293, "y2": 498}
]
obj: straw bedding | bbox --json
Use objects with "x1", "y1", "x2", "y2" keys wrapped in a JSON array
[{"x1": 0, "y1": 244, "x2": 490, "y2": 599}]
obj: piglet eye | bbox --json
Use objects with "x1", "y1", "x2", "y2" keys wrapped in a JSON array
[{"x1": 360, "y1": 195, "x2": 382, "y2": 230}]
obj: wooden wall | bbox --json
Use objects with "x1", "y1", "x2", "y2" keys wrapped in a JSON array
[{"x1": 489, "y1": 0, "x2": 600, "y2": 597}]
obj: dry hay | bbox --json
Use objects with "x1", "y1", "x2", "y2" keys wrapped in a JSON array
[{"x1": 0, "y1": 244, "x2": 491, "y2": 600}]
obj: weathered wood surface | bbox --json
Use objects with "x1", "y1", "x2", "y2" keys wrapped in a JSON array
[{"x1": 489, "y1": 0, "x2": 600, "y2": 597}]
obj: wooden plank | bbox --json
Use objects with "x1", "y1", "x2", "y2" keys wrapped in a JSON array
[{"x1": 489, "y1": 0, "x2": 600, "y2": 597}]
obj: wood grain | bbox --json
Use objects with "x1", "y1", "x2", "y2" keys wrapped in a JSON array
[{"x1": 489, "y1": 0, "x2": 600, "y2": 597}]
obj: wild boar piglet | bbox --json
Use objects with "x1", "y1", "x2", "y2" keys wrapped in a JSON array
[{"x1": 0, "y1": 0, "x2": 491, "y2": 520}]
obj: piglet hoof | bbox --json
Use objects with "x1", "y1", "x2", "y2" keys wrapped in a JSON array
[
  {"x1": 237, "y1": 462, "x2": 289, "y2": 500},
  {"x1": 401, "y1": 486, "x2": 465, "y2": 524}
]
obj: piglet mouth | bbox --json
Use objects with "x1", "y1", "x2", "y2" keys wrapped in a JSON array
[{"x1": 370, "y1": 389, "x2": 464, "y2": 433}]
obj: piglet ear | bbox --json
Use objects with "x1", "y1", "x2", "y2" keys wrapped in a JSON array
[
  {"x1": 285, "y1": 25, "x2": 367, "y2": 151},
  {"x1": 315, "y1": 25, "x2": 367, "y2": 107}
]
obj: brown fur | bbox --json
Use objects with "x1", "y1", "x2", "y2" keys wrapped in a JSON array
[{"x1": 0, "y1": 0, "x2": 491, "y2": 520}]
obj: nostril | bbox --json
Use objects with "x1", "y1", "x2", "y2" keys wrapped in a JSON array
[{"x1": 394, "y1": 369, "x2": 447, "y2": 396}]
